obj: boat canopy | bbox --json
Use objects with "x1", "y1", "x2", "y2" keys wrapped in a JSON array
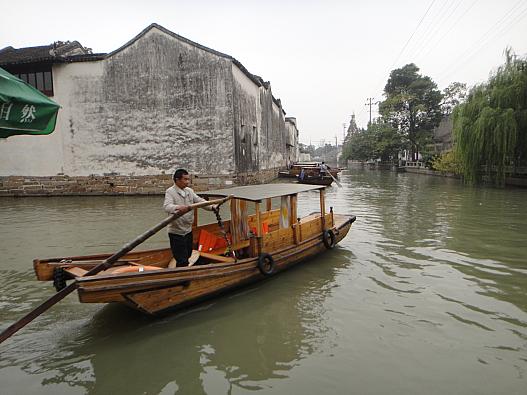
[
  {"x1": 199, "y1": 183, "x2": 324, "y2": 202},
  {"x1": 294, "y1": 162, "x2": 321, "y2": 166}
]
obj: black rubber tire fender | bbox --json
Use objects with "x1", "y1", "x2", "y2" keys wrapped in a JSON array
[
  {"x1": 53, "y1": 267, "x2": 67, "y2": 291},
  {"x1": 257, "y1": 253, "x2": 275, "y2": 276},
  {"x1": 322, "y1": 229, "x2": 336, "y2": 249}
]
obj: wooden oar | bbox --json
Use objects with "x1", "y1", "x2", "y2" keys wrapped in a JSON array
[
  {"x1": 328, "y1": 170, "x2": 343, "y2": 188},
  {"x1": 0, "y1": 195, "x2": 232, "y2": 345}
]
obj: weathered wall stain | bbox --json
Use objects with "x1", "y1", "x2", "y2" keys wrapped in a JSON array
[{"x1": 65, "y1": 30, "x2": 234, "y2": 176}]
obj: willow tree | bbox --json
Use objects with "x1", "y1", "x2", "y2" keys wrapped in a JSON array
[
  {"x1": 454, "y1": 49, "x2": 527, "y2": 185},
  {"x1": 379, "y1": 64, "x2": 443, "y2": 161}
]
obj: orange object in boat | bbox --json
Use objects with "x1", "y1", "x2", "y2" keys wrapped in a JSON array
[
  {"x1": 250, "y1": 221, "x2": 269, "y2": 235},
  {"x1": 198, "y1": 229, "x2": 225, "y2": 252}
]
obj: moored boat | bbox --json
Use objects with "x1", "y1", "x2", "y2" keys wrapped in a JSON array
[
  {"x1": 297, "y1": 175, "x2": 334, "y2": 186},
  {"x1": 33, "y1": 183, "x2": 356, "y2": 315},
  {"x1": 278, "y1": 170, "x2": 296, "y2": 178},
  {"x1": 279, "y1": 163, "x2": 340, "y2": 179}
]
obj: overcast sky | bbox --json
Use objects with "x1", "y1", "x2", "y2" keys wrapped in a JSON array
[{"x1": 2, "y1": 0, "x2": 526, "y2": 145}]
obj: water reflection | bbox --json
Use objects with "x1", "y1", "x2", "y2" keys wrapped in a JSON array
[{"x1": 3, "y1": 253, "x2": 349, "y2": 394}]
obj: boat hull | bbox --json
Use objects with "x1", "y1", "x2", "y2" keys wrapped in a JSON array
[
  {"x1": 74, "y1": 215, "x2": 355, "y2": 314},
  {"x1": 279, "y1": 166, "x2": 339, "y2": 178},
  {"x1": 278, "y1": 171, "x2": 297, "y2": 178},
  {"x1": 297, "y1": 176, "x2": 333, "y2": 186}
]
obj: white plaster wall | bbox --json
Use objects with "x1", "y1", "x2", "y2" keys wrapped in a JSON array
[
  {"x1": 0, "y1": 130, "x2": 64, "y2": 176},
  {"x1": 299, "y1": 152, "x2": 311, "y2": 162},
  {"x1": 231, "y1": 64, "x2": 260, "y2": 135},
  {"x1": 231, "y1": 64, "x2": 261, "y2": 173},
  {"x1": 1, "y1": 26, "x2": 294, "y2": 179},
  {"x1": 285, "y1": 119, "x2": 299, "y2": 162},
  {"x1": 52, "y1": 28, "x2": 233, "y2": 177},
  {"x1": 231, "y1": 65, "x2": 260, "y2": 97},
  {"x1": 53, "y1": 61, "x2": 105, "y2": 175},
  {"x1": 267, "y1": 101, "x2": 285, "y2": 168}
]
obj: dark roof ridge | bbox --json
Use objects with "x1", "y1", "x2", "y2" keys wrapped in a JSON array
[
  {"x1": 107, "y1": 23, "x2": 270, "y2": 91},
  {"x1": 107, "y1": 23, "x2": 233, "y2": 60},
  {"x1": 1, "y1": 44, "x2": 50, "y2": 51}
]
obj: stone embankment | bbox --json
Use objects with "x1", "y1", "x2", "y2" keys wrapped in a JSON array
[{"x1": 0, "y1": 168, "x2": 279, "y2": 196}]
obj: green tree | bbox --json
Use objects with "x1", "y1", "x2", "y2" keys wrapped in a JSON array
[
  {"x1": 342, "y1": 128, "x2": 375, "y2": 162},
  {"x1": 341, "y1": 121, "x2": 402, "y2": 163},
  {"x1": 430, "y1": 150, "x2": 462, "y2": 174},
  {"x1": 298, "y1": 143, "x2": 314, "y2": 156},
  {"x1": 370, "y1": 121, "x2": 404, "y2": 162},
  {"x1": 454, "y1": 49, "x2": 527, "y2": 185},
  {"x1": 441, "y1": 82, "x2": 467, "y2": 115},
  {"x1": 379, "y1": 63, "x2": 443, "y2": 161}
]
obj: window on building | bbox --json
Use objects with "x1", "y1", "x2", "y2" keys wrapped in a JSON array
[{"x1": 11, "y1": 67, "x2": 54, "y2": 96}]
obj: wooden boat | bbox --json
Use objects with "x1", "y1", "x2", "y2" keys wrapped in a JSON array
[
  {"x1": 33, "y1": 184, "x2": 356, "y2": 315},
  {"x1": 297, "y1": 175, "x2": 334, "y2": 186},
  {"x1": 278, "y1": 170, "x2": 296, "y2": 178},
  {"x1": 279, "y1": 164, "x2": 339, "y2": 179}
]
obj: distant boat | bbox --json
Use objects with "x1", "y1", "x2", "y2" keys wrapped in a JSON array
[{"x1": 279, "y1": 163, "x2": 339, "y2": 179}]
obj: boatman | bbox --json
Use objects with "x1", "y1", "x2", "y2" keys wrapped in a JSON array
[
  {"x1": 319, "y1": 161, "x2": 329, "y2": 178},
  {"x1": 163, "y1": 168, "x2": 217, "y2": 266}
]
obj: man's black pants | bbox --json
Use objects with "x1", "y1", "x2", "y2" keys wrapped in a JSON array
[{"x1": 169, "y1": 232, "x2": 193, "y2": 266}]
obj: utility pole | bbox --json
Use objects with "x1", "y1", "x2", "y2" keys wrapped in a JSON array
[{"x1": 365, "y1": 97, "x2": 375, "y2": 125}]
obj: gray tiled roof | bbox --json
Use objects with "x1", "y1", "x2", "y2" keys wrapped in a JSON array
[{"x1": 0, "y1": 41, "x2": 105, "y2": 66}]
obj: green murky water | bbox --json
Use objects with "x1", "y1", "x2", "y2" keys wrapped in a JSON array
[{"x1": 0, "y1": 169, "x2": 526, "y2": 394}]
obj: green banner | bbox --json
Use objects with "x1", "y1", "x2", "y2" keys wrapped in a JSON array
[{"x1": 0, "y1": 67, "x2": 60, "y2": 138}]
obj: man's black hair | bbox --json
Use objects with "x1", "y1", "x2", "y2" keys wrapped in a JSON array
[{"x1": 173, "y1": 168, "x2": 189, "y2": 182}]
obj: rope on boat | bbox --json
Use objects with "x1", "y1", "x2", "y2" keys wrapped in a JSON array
[{"x1": 212, "y1": 202, "x2": 237, "y2": 262}]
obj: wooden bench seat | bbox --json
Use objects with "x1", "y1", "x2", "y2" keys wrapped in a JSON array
[
  {"x1": 64, "y1": 266, "x2": 88, "y2": 278},
  {"x1": 209, "y1": 239, "x2": 250, "y2": 255},
  {"x1": 199, "y1": 251, "x2": 235, "y2": 263}
]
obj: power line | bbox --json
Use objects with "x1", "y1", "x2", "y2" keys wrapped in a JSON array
[
  {"x1": 406, "y1": 0, "x2": 455, "y2": 61},
  {"x1": 418, "y1": 0, "x2": 478, "y2": 62},
  {"x1": 411, "y1": 0, "x2": 464, "y2": 62},
  {"x1": 438, "y1": 0, "x2": 525, "y2": 74},
  {"x1": 443, "y1": 6, "x2": 527, "y2": 82},
  {"x1": 373, "y1": 0, "x2": 437, "y2": 101},
  {"x1": 387, "y1": 0, "x2": 437, "y2": 71},
  {"x1": 436, "y1": 0, "x2": 527, "y2": 83}
]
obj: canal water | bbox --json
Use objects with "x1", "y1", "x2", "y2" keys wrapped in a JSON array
[{"x1": 0, "y1": 170, "x2": 526, "y2": 394}]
